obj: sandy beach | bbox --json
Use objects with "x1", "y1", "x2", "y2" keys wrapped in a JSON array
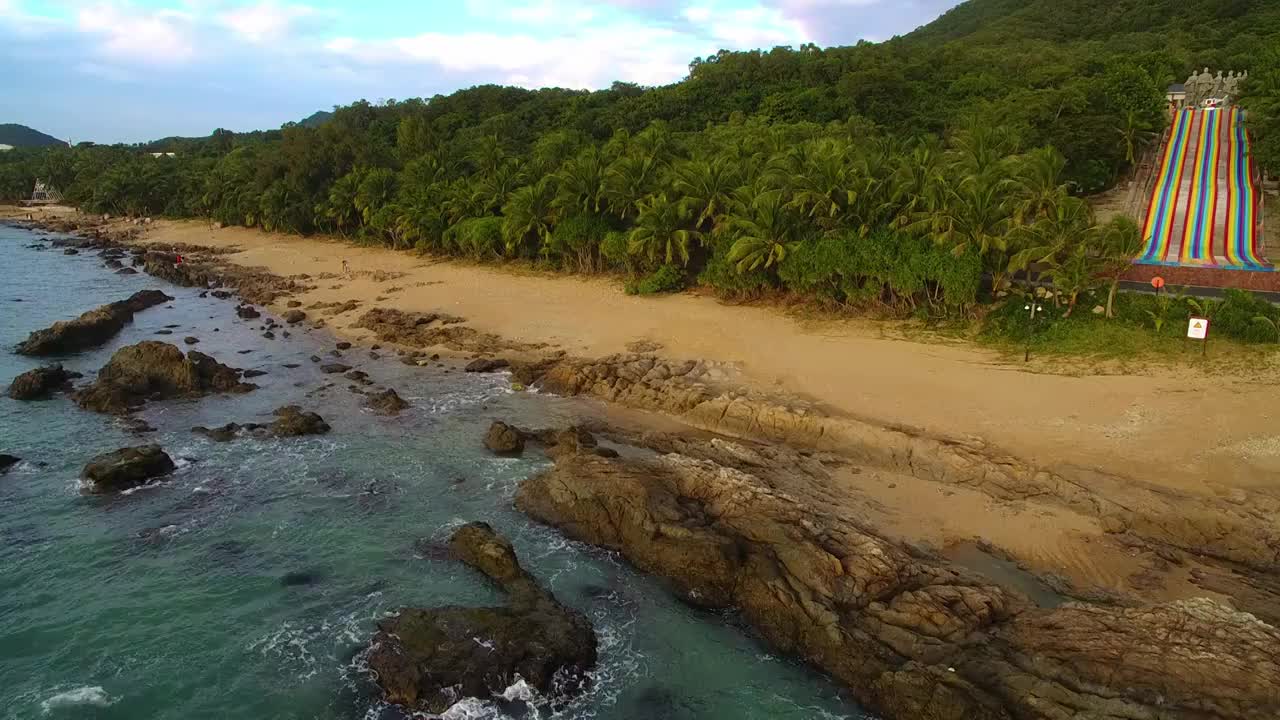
[{"x1": 8, "y1": 206, "x2": 1280, "y2": 607}]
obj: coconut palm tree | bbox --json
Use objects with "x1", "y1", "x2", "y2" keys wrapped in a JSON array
[
  {"x1": 470, "y1": 159, "x2": 525, "y2": 215},
  {"x1": 672, "y1": 156, "x2": 740, "y2": 232},
  {"x1": 604, "y1": 153, "x2": 663, "y2": 220},
  {"x1": 725, "y1": 189, "x2": 805, "y2": 273},
  {"x1": 501, "y1": 177, "x2": 557, "y2": 257},
  {"x1": 627, "y1": 193, "x2": 699, "y2": 267},
  {"x1": 553, "y1": 148, "x2": 608, "y2": 215},
  {"x1": 1095, "y1": 215, "x2": 1145, "y2": 318},
  {"x1": 1011, "y1": 147, "x2": 1069, "y2": 225}
]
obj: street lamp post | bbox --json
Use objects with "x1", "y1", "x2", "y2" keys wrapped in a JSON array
[{"x1": 1024, "y1": 301, "x2": 1044, "y2": 362}]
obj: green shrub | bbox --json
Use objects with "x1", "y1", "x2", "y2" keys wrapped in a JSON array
[
  {"x1": 445, "y1": 217, "x2": 504, "y2": 259},
  {"x1": 1214, "y1": 289, "x2": 1280, "y2": 343},
  {"x1": 625, "y1": 264, "x2": 685, "y2": 295},
  {"x1": 600, "y1": 230, "x2": 631, "y2": 272},
  {"x1": 698, "y1": 241, "x2": 773, "y2": 299}
]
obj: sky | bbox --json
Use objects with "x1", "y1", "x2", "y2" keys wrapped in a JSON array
[{"x1": 0, "y1": 0, "x2": 963, "y2": 144}]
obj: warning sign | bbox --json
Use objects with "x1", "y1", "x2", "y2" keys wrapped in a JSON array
[{"x1": 1187, "y1": 317, "x2": 1210, "y2": 340}]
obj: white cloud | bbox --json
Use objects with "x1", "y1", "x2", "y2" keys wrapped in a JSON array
[
  {"x1": 77, "y1": 3, "x2": 196, "y2": 64},
  {"x1": 219, "y1": 1, "x2": 314, "y2": 43}
]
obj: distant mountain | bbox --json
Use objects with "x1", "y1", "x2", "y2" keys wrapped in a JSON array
[
  {"x1": 0, "y1": 124, "x2": 65, "y2": 148},
  {"x1": 299, "y1": 111, "x2": 333, "y2": 128}
]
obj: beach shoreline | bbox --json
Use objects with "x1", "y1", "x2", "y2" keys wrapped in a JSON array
[{"x1": 6, "y1": 205, "x2": 1279, "y2": 614}]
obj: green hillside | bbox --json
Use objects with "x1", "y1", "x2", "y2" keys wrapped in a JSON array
[
  {"x1": 1, "y1": 0, "x2": 1278, "y2": 330},
  {"x1": 0, "y1": 124, "x2": 64, "y2": 148}
]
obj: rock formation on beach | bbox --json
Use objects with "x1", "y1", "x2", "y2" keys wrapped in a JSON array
[
  {"x1": 81, "y1": 445, "x2": 176, "y2": 493},
  {"x1": 192, "y1": 405, "x2": 330, "y2": 441},
  {"x1": 513, "y1": 428, "x2": 1280, "y2": 720},
  {"x1": 366, "y1": 522, "x2": 597, "y2": 714},
  {"x1": 15, "y1": 290, "x2": 172, "y2": 355},
  {"x1": 6, "y1": 364, "x2": 81, "y2": 400},
  {"x1": 74, "y1": 341, "x2": 256, "y2": 414},
  {"x1": 364, "y1": 388, "x2": 410, "y2": 415}
]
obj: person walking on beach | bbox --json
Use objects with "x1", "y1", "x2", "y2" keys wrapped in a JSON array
[{"x1": 342, "y1": 259, "x2": 350, "y2": 278}]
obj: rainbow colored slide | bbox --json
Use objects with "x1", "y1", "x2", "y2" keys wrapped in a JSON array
[{"x1": 1139, "y1": 107, "x2": 1271, "y2": 271}]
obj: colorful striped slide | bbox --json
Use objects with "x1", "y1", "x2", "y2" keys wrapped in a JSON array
[{"x1": 1139, "y1": 107, "x2": 1271, "y2": 271}]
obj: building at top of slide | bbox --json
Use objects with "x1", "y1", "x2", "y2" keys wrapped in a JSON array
[{"x1": 1139, "y1": 104, "x2": 1271, "y2": 273}]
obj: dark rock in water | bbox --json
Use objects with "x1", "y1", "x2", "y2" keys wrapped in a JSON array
[
  {"x1": 0, "y1": 454, "x2": 20, "y2": 475},
  {"x1": 199, "y1": 291, "x2": 208, "y2": 298},
  {"x1": 183, "y1": 336, "x2": 200, "y2": 345},
  {"x1": 320, "y1": 363, "x2": 351, "y2": 374},
  {"x1": 367, "y1": 522, "x2": 597, "y2": 714},
  {"x1": 344, "y1": 369, "x2": 369, "y2": 382},
  {"x1": 282, "y1": 363, "x2": 300, "y2": 369},
  {"x1": 280, "y1": 570, "x2": 322, "y2": 587},
  {"x1": 192, "y1": 423, "x2": 242, "y2": 442},
  {"x1": 242, "y1": 369, "x2": 268, "y2": 378},
  {"x1": 465, "y1": 358, "x2": 509, "y2": 373},
  {"x1": 336, "y1": 341, "x2": 352, "y2": 350},
  {"x1": 262, "y1": 331, "x2": 275, "y2": 340},
  {"x1": 116, "y1": 268, "x2": 139, "y2": 275},
  {"x1": 212, "y1": 290, "x2": 233, "y2": 300},
  {"x1": 104, "y1": 259, "x2": 123, "y2": 269},
  {"x1": 6, "y1": 364, "x2": 81, "y2": 400},
  {"x1": 328, "y1": 349, "x2": 342, "y2": 357},
  {"x1": 282, "y1": 309, "x2": 306, "y2": 324},
  {"x1": 368, "y1": 351, "x2": 380, "y2": 360},
  {"x1": 74, "y1": 341, "x2": 256, "y2": 414},
  {"x1": 235, "y1": 304, "x2": 261, "y2": 319},
  {"x1": 16, "y1": 290, "x2": 173, "y2": 356},
  {"x1": 154, "y1": 330, "x2": 173, "y2": 335},
  {"x1": 81, "y1": 445, "x2": 175, "y2": 493},
  {"x1": 237, "y1": 349, "x2": 252, "y2": 354},
  {"x1": 63, "y1": 248, "x2": 79, "y2": 255},
  {"x1": 484, "y1": 421, "x2": 525, "y2": 455},
  {"x1": 193, "y1": 406, "x2": 329, "y2": 441},
  {"x1": 122, "y1": 417, "x2": 156, "y2": 434},
  {"x1": 269, "y1": 406, "x2": 330, "y2": 437},
  {"x1": 365, "y1": 388, "x2": 410, "y2": 416},
  {"x1": 164, "y1": 324, "x2": 180, "y2": 329},
  {"x1": 309, "y1": 355, "x2": 321, "y2": 363},
  {"x1": 593, "y1": 447, "x2": 620, "y2": 459}
]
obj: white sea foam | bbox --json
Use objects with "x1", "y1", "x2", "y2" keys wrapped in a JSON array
[{"x1": 40, "y1": 686, "x2": 114, "y2": 713}]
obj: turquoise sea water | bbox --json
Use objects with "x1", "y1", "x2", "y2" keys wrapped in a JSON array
[{"x1": 0, "y1": 224, "x2": 865, "y2": 720}]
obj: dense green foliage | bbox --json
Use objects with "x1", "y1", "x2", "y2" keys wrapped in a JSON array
[{"x1": 3, "y1": 0, "x2": 1278, "y2": 321}]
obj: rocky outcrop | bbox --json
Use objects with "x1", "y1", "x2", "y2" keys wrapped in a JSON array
[
  {"x1": 193, "y1": 405, "x2": 330, "y2": 441},
  {"x1": 483, "y1": 421, "x2": 525, "y2": 455},
  {"x1": 365, "y1": 389, "x2": 410, "y2": 415},
  {"x1": 366, "y1": 522, "x2": 597, "y2": 714},
  {"x1": 515, "y1": 436, "x2": 1280, "y2": 720},
  {"x1": 74, "y1": 341, "x2": 256, "y2": 414},
  {"x1": 281, "y1": 309, "x2": 306, "y2": 324},
  {"x1": 0, "y1": 454, "x2": 19, "y2": 474},
  {"x1": 15, "y1": 290, "x2": 172, "y2": 355},
  {"x1": 354, "y1": 308, "x2": 544, "y2": 354},
  {"x1": 81, "y1": 445, "x2": 176, "y2": 492},
  {"x1": 517, "y1": 354, "x2": 1280, "y2": 575},
  {"x1": 6, "y1": 364, "x2": 81, "y2": 400},
  {"x1": 465, "y1": 358, "x2": 509, "y2": 373}
]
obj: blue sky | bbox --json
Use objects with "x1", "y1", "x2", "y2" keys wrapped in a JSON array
[{"x1": 1, "y1": 0, "x2": 962, "y2": 143}]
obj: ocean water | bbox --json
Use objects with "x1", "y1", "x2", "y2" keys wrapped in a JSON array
[{"x1": 0, "y1": 224, "x2": 865, "y2": 720}]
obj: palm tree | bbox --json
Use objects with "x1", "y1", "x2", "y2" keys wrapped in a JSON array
[
  {"x1": 502, "y1": 178, "x2": 557, "y2": 257},
  {"x1": 1117, "y1": 110, "x2": 1157, "y2": 167},
  {"x1": 467, "y1": 135, "x2": 506, "y2": 177},
  {"x1": 627, "y1": 193, "x2": 699, "y2": 267},
  {"x1": 470, "y1": 159, "x2": 525, "y2": 215},
  {"x1": 1011, "y1": 147, "x2": 1069, "y2": 225},
  {"x1": 672, "y1": 156, "x2": 740, "y2": 232},
  {"x1": 604, "y1": 153, "x2": 662, "y2": 220},
  {"x1": 1008, "y1": 195, "x2": 1093, "y2": 275},
  {"x1": 1048, "y1": 242, "x2": 1102, "y2": 317},
  {"x1": 725, "y1": 189, "x2": 804, "y2": 273},
  {"x1": 1094, "y1": 215, "x2": 1145, "y2": 318},
  {"x1": 553, "y1": 148, "x2": 608, "y2": 215}
]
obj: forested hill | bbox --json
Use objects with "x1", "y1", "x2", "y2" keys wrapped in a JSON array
[
  {"x1": 0, "y1": 124, "x2": 64, "y2": 148},
  {"x1": 1, "y1": 0, "x2": 1278, "y2": 321}
]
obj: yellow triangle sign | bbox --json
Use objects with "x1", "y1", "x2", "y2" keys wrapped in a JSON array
[{"x1": 1193, "y1": 321, "x2": 1203, "y2": 329}]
